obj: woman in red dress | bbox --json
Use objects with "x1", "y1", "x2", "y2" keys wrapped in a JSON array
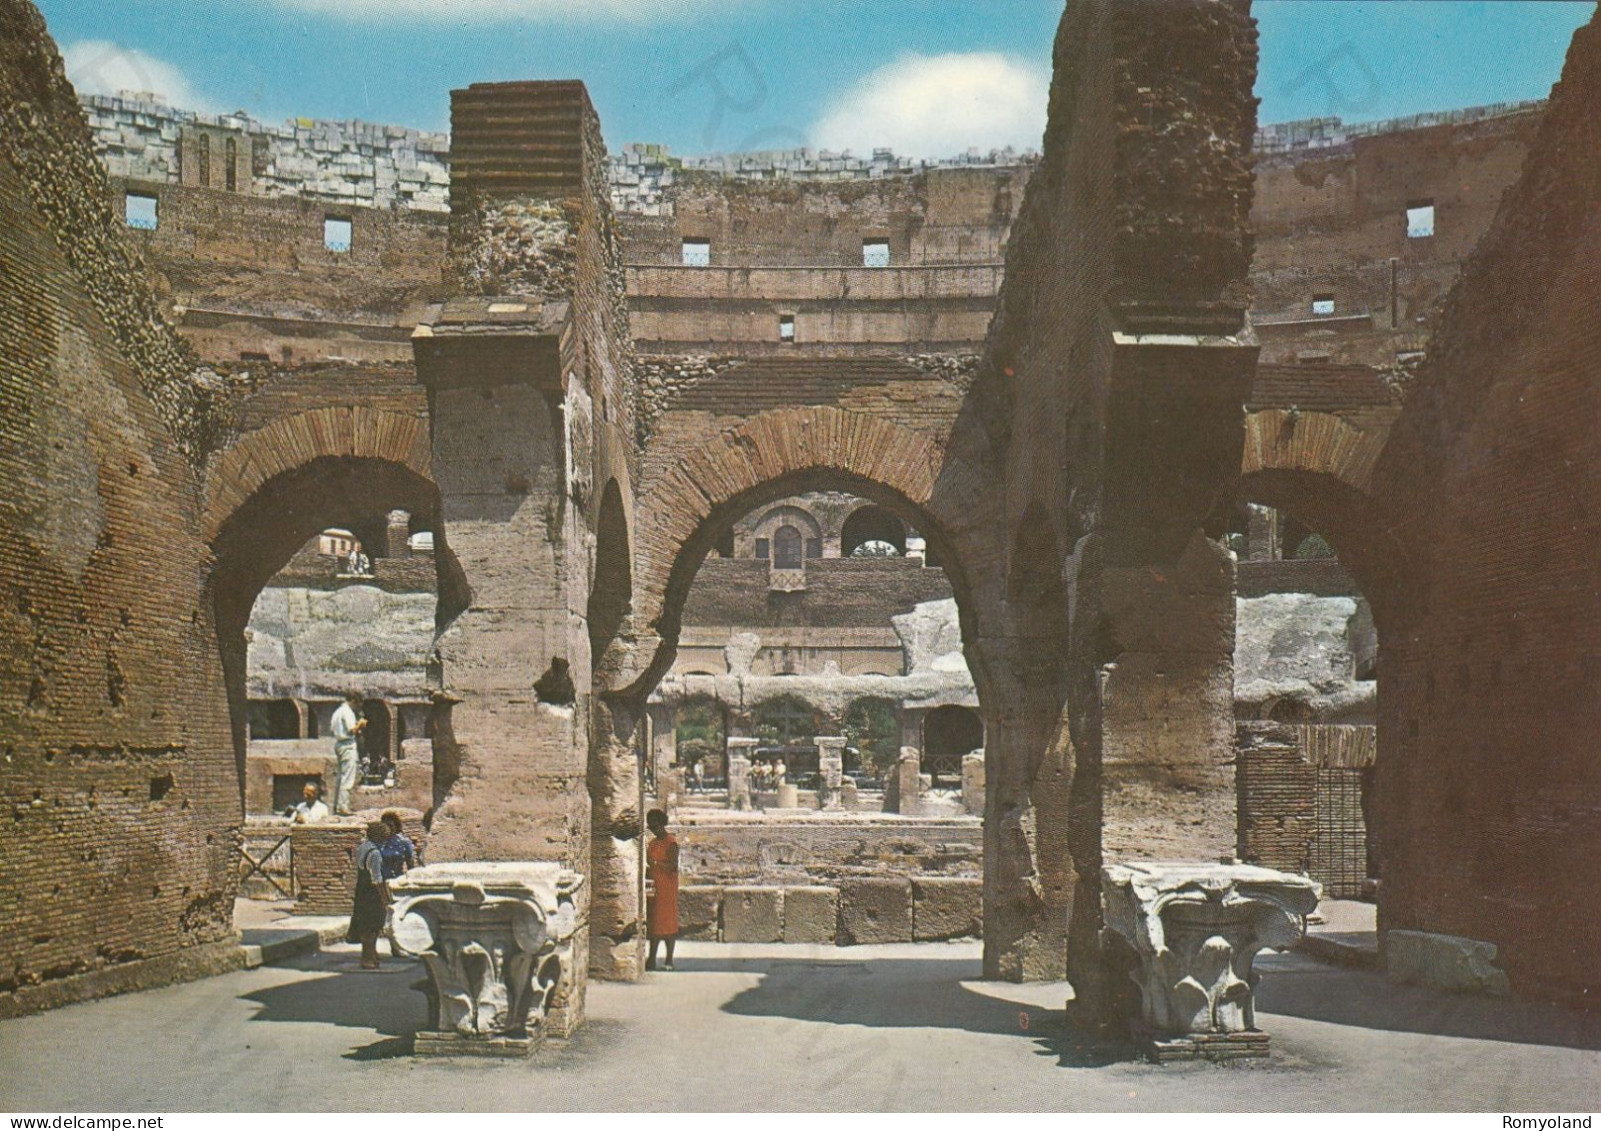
[{"x1": 645, "y1": 808, "x2": 680, "y2": 971}]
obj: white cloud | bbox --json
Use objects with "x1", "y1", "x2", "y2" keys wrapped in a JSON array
[
  {"x1": 261, "y1": 0, "x2": 723, "y2": 22},
  {"x1": 810, "y1": 52, "x2": 1048, "y2": 159},
  {"x1": 62, "y1": 40, "x2": 215, "y2": 111}
]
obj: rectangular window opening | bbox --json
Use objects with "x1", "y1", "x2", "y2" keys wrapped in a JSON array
[
  {"x1": 755, "y1": 538, "x2": 770, "y2": 560},
  {"x1": 1311, "y1": 293, "x2": 1335, "y2": 316},
  {"x1": 862, "y1": 239, "x2": 890, "y2": 268},
  {"x1": 324, "y1": 216, "x2": 353, "y2": 253},
  {"x1": 779, "y1": 314, "x2": 795, "y2": 342},
  {"x1": 125, "y1": 192, "x2": 158, "y2": 230},
  {"x1": 805, "y1": 538, "x2": 822, "y2": 560},
  {"x1": 681, "y1": 238, "x2": 710, "y2": 267},
  {"x1": 1406, "y1": 200, "x2": 1435, "y2": 239}
]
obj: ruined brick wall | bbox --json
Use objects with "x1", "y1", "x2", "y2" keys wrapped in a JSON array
[
  {"x1": 116, "y1": 179, "x2": 448, "y2": 325},
  {"x1": 0, "y1": 0, "x2": 240, "y2": 1014},
  {"x1": 1253, "y1": 109, "x2": 1539, "y2": 366},
  {"x1": 619, "y1": 167, "x2": 1027, "y2": 267},
  {"x1": 1367, "y1": 10, "x2": 1601, "y2": 1002},
  {"x1": 1235, "y1": 723, "x2": 1316, "y2": 874},
  {"x1": 681, "y1": 559, "x2": 954, "y2": 628},
  {"x1": 619, "y1": 169, "x2": 1020, "y2": 354},
  {"x1": 114, "y1": 179, "x2": 446, "y2": 367}
]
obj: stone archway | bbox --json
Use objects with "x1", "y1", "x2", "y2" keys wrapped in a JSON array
[{"x1": 207, "y1": 454, "x2": 449, "y2": 810}]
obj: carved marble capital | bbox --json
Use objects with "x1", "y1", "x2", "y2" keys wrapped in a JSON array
[
  {"x1": 1102, "y1": 862, "x2": 1320, "y2": 1038},
  {"x1": 390, "y1": 863, "x2": 584, "y2": 1044}
]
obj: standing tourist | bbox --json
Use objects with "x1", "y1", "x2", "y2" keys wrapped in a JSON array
[
  {"x1": 346, "y1": 820, "x2": 392, "y2": 969},
  {"x1": 329, "y1": 691, "x2": 367, "y2": 816},
  {"x1": 645, "y1": 808, "x2": 680, "y2": 972},
  {"x1": 378, "y1": 810, "x2": 417, "y2": 880}
]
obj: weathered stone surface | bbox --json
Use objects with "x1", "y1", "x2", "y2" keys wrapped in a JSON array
[
  {"x1": 838, "y1": 877, "x2": 913, "y2": 945},
  {"x1": 246, "y1": 584, "x2": 434, "y2": 700},
  {"x1": 721, "y1": 886, "x2": 784, "y2": 943},
  {"x1": 912, "y1": 876, "x2": 982, "y2": 940},
  {"x1": 783, "y1": 886, "x2": 839, "y2": 943},
  {"x1": 677, "y1": 885, "x2": 722, "y2": 941},
  {"x1": 1100, "y1": 862, "x2": 1319, "y2": 1047},
  {"x1": 1386, "y1": 930, "x2": 1511, "y2": 996},
  {"x1": 1233, "y1": 594, "x2": 1374, "y2": 720}
]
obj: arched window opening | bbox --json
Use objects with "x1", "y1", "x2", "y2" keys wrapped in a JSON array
[
  {"x1": 773, "y1": 524, "x2": 803, "y2": 570},
  {"x1": 841, "y1": 505, "x2": 907, "y2": 557},
  {"x1": 923, "y1": 705, "x2": 983, "y2": 782}
]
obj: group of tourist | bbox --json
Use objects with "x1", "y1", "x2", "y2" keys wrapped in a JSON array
[
  {"x1": 346, "y1": 810, "x2": 420, "y2": 969},
  {"x1": 751, "y1": 758, "x2": 786, "y2": 793}
]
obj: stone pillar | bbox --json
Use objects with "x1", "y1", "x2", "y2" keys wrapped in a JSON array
[
  {"x1": 648, "y1": 702, "x2": 677, "y2": 782},
  {"x1": 588, "y1": 695, "x2": 644, "y2": 981},
  {"x1": 893, "y1": 746, "x2": 922, "y2": 816},
  {"x1": 386, "y1": 509, "x2": 412, "y2": 558},
  {"x1": 413, "y1": 81, "x2": 635, "y2": 1011},
  {"x1": 1065, "y1": 338, "x2": 1257, "y2": 1019},
  {"x1": 656, "y1": 768, "x2": 682, "y2": 817},
  {"x1": 972, "y1": 636, "x2": 1074, "y2": 983},
  {"x1": 725, "y1": 737, "x2": 757, "y2": 811},
  {"x1": 1245, "y1": 503, "x2": 1278, "y2": 562},
  {"x1": 961, "y1": 751, "x2": 985, "y2": 817},
  {"x1": 814, "y1": 736, "x2": 847, "y2": 810},
  {"x1": 899, "y1": 707, "x2": 925, "y2": 755},
  {"x1": 293, "y1": 698, "x2": 311, "y2": 739}
]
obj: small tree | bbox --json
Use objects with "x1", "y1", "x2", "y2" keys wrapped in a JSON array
[{"x1": 1294, "y1": 533, "x2": 1336, "y2": 560}]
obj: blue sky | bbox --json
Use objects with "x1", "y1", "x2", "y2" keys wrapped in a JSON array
[{"x1": 38, "y1": 0, "x2": 1595, "y2": 158}]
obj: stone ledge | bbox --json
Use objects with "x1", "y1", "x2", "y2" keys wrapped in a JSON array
[
  {"x1": 0, "y1": 939, "x2": 250, "y2": 1021},
  {"x1": 1386, "y1": 929, "x2": 1511, "y2": 996},
  {"x1": 1142, "y1": 1030, "x2": 1271, "y2": 1064},
  {"x1": 413, "y1": 1031, "x2": 541, "y2": 1058}
]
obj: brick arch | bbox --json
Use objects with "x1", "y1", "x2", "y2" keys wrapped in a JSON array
[
  {"x1": 203, "y1": 406, "x2": 432, "y2": 541},
  {"x1": 1241, "y1": 409, "x2": 1390, "y2": 495},
  {"x1": 630, "y1": 404, "x2": 986, "y2": 697}
]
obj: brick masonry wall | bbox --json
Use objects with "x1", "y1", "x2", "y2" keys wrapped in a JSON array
[
  {"x1": 1235, "y1": 723, "x2": 1316, "y2": 875},
  {"x1": 681, "y1": 558, "x2": 954, "y2": 629},
  {"x1": 1367, "y1": 10, "x2": 1601, "y2": 1001},
  {"x1": 291, "y1": 815, "x2": 427, "y2": 916},
  {"x1": 0, "y1": 0, "x2": 239, "y2": 1010}
]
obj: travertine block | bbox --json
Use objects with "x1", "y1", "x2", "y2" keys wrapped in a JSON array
[
  {"x1": 722, "y1": 886, "x2": 783, "y2": 943},
  {"x1": 677, "y1": 885, "x2": 723, "y2": 941},
  {"x1": 783, "y1": 886, "x2": 838, "y2": 943},
  {"x1": 838, "y1": 877, "x2": 913, "y2": 945},
  {"x1": 912, "y1": 876, "x2": 982, "y2": 940}
]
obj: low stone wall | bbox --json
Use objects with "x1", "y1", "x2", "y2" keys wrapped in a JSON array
[
  {"x1": 672, "y1": 814, "x2": 982, "y2": 888},
  {"x1": 675, "y1": 876, "x2": 982, "y2": 944}
]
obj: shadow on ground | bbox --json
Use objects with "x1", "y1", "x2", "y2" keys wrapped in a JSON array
[
  {"x1": 1255, "y1": 954, "x2": 1601, "y2": 1051},
  {"x1": 240, "y1": 952, "x2": 426, "y2": 1058}
]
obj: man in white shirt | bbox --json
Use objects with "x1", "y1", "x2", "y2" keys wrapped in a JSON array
[
  {"x1": 290, "y1": 781, "x2": 329, "y2": 824},
  {"x1": 329, "y1": 691, "x2": 366, "y2": 816}
]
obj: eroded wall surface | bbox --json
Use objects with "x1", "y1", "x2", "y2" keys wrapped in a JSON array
[
  {"x1": 1366, "y1": 9, "x2": 1601, "y2": 1002},
  {"x1": 0, "y1": 0, "x2": 239, "y2": 1016}
]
